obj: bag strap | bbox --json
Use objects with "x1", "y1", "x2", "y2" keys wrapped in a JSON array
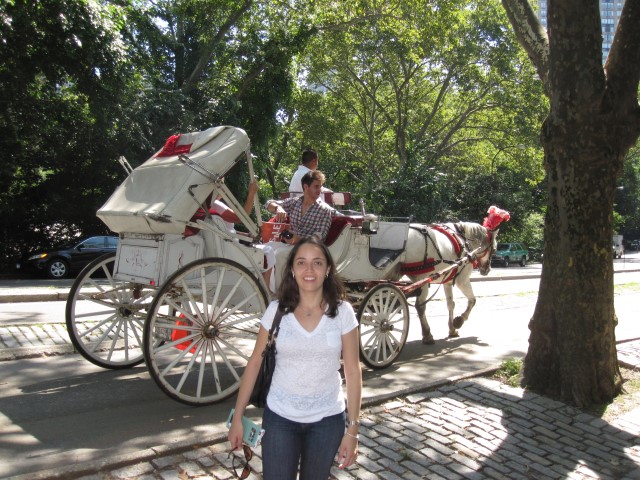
[{"x1": 267, "y1": 308, "x2": 284, "y2": 343}]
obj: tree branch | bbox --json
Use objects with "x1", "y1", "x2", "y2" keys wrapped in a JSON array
[
  {"x1": 501, "y1": 0, "x2": 550, "y2": 95},
  {"x1": 183, "y1": 0, "x2": 254, "y2": 92}
]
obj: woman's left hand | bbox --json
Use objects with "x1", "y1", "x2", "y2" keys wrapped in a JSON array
[{"x1": 336, "y1": 434, "x2": 358, "y2": 469}]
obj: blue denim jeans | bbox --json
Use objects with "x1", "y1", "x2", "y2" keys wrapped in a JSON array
[{"x1": 261, "y1": 406, "x2": 346, "y2": 480}]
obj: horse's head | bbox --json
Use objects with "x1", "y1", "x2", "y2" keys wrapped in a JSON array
[
  {"x1": 460, "y1": 222, "x2": 495, "y2": 276},
  {"x1": 474, "y1": 205, "x2": 510, "y2": 276}
]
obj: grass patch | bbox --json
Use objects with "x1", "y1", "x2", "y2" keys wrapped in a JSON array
[
  {"x1": 615, "y1": 282, "x2": 640, "y2": 293},
  {"x1": 493, "y1": 358, "x2": 523, "y2": 388}
]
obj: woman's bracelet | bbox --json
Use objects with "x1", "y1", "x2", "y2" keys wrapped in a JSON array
[
  {"x1": 344, "y1": 431, "x2": 359, "y2": 440},
  {"x1": 346, "y1": 419, "x2": 360, "y2": 427}
]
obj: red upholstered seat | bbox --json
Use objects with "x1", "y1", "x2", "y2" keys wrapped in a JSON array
[{"x1": 325, "y1": 216, "x2": 361, "y2": 246}]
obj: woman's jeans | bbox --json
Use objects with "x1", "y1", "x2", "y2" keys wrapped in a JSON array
[{"x1": 261, "y1": 406, "x2": 345, "y2": 480}]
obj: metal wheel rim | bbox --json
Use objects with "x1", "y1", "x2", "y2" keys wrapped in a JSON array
[
  {"x1": 357, "y1": 283, "x2": 410, "y2": 369},
  {"x1": 50, "y1": 260, "x2": 68, "y2": 278},
  {"x1": 65, "y1": 253, "x2": 152, "y2": 369},
  {"x1": 144, "y1": 258, "x2": 267, "y2": 406}
]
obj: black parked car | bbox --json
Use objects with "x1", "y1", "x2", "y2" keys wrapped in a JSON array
[{"x1": 16, "y1": 235, "x2": 119, "y2": 279}]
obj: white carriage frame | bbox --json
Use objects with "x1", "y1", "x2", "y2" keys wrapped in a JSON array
[{"x1": 65, "y1": 125, "x2": 433, "y2": 405}]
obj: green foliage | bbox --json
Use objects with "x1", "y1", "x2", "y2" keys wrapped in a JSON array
[
  {"x1": 0, "y1": 0, "x2": 135, "y2": 267},
  {"x1": 615, "y1": 144, "x2": 640, "y2": 241},
  {"x1": 293, "y1": 0, "x2": 547, "y2": 224},
  {"x1": 0, "y1": 0, "x2": 562, "y2": 273},
  {"x1": 510, "y1": 211, "x2": 545, "y2": 250}
]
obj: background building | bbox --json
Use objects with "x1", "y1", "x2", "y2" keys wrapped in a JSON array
[{"x1": 537, "y1": 0, "x2": 625, "y2": 61}]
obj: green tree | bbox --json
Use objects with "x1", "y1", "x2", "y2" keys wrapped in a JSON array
[
  {"x1": 0, "y1": 0, "x2": 310, "y2": 268},
  {"x1": 503, "y1": 0, "x2": 640, "y2": 406},
  {"x1": 0, "y1": 0, "x2": 135, "y2": 266},
  {"x1": 288, "y1": 0, "x2": 547, "y2": 224},
  {"x1": 615, "y1": 144, "x2": 640, "y2": 240}
]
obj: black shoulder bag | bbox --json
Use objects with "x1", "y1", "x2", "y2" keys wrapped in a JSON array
[{"x1": 249, "y1": 308, "x2": 284, "y2": 408}]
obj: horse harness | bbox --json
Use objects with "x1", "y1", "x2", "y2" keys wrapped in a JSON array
[{"x1": 400, "y1": 222, "x2": 482, "y2": 285}]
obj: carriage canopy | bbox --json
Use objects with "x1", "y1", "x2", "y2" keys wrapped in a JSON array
[{"x1": 98, "y1": 126, "x2": 250, "y2": 234}]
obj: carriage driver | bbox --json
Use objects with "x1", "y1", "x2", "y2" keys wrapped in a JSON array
[
  {"x1": 265, "y1": 170, "x2": 334, "y2": 289},
  {"x1": 288, "y1": 148, "x2": 333, "y2": 195},
  {"x1": 266, "y1": 170, "x2": 333, "y2": 245}
]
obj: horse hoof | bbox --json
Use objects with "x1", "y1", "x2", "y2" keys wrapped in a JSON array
[
  {"x1": 422, "y1": 336, "x2": 435, "y2": 345},
  {"x1": 447, "y1": 331, "x2": 460, "y2": 339},
  {"x1": 452, "y1": 317, "x2": 464, "y2": 329}
]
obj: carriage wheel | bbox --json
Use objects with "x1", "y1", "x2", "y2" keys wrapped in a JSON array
[
  {"x1": 144, "y1": 258, "x2": 268, "y2": 406},
  {"x1": 357, "y1": 283, "x2": 410, "y2": 370},
  {"x1": 65, "y1": 253, "x2": 153, "y2": 369}
]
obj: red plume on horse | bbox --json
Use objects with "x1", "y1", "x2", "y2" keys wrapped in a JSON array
[{"x1": 387, "y1": 205, "x2": 510, "y2": 345}]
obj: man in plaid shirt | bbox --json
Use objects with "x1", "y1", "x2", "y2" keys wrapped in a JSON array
[{"x1": 266, "y1": 170, "x2": 333, "y2": 244}]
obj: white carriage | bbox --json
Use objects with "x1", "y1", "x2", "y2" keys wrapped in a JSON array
[{"x1": 65, "y1": 126, "x2": 482, "y2": 406}]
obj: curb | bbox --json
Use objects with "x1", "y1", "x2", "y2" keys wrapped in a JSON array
[
  {"x1": 5, "y1": 435, "x2": 230, "y2": 480},
  {"x1": 0, "y1": 344, "x2": 75, "y2": 362},
  {"x1": 0, "y1": 292, "x2": 68, "y2": 304}
]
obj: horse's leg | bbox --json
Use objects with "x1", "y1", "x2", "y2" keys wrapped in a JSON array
[
  {"x1": 444, "y1": 283, "x2": 459, "y2": 338},
  {"x1": 415, "y1": 284, "x2": 435, "y2": 345},
  {"x1": 449, "y1": 279, "x2": 476, "y2": 337}
]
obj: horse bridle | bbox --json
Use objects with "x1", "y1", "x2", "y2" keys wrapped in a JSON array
[
  {"x1": 456, "y1": 223, "x2": 495, "y2": 268},
  {"x1": 474, "y1": 229, "x2": 497, "y2": 267}
]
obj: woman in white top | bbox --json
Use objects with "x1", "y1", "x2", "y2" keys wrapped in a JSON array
[{"x1": 229, "y1": 237, "x2": 362, "y2": 479}]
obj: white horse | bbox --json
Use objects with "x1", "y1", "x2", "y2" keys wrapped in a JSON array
[{"x1": 387, "y1": 207, "x2": 510, "y2": 344}]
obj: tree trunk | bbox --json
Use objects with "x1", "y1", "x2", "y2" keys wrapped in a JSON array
[
  {"x1": 506, "y1": 0, "x2": 640, "y2": 407},
  {"x1": 524, "y1": 117, "x2": 624, "y2": 407}
]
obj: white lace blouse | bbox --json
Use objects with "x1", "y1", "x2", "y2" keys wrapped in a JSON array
[{"x1": 261, "y1": 300, "x2": 358, "y2": 423}]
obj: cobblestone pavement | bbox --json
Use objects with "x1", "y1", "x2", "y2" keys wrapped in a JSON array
[
  {"x1": 61, "y1": 374, "x2": 640, "y2": 480},
  {"x1": 0, "y1": 323, "x2": 69, "y2": 351}
]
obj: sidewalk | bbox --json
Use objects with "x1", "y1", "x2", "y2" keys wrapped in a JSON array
[
  {"x1": 12, "y1": 343, "x2": 640, "y2": 480},
  {"x1": 2, "y1": 267, "x2": 640, "y2": 479}
]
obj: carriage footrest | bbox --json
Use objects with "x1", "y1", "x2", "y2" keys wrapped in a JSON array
[{"x1": 369, "y1": 248, "x2": 403, "y2": 269}]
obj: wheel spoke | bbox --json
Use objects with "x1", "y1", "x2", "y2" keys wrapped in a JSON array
[
  {"x1": 212, "y1": 337, "x2": 245, "y2": 382},
  {"x1": 357, "y1": 285, "x2": 409, "y2": 369},
  {"x1": 66, "y1": 253, "x2": 148, "y2": 369},
  {"x1": 173, "y1": 342, "x2": 204, "y2": 391},
  {"x1": 143, "y1": 258, "x2": 266, "y2": 405}
]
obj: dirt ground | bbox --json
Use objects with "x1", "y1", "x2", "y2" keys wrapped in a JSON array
[{"x1": 588, "y1": 366, "x2": 640, "y2": 422}]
